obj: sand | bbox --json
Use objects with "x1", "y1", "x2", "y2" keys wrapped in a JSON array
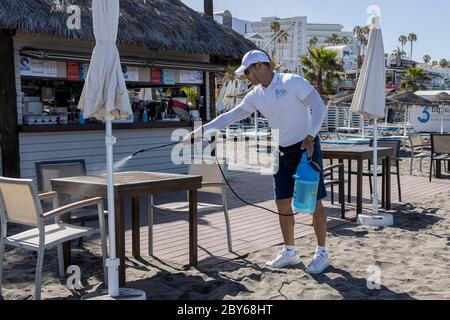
[{"x1": 1, "y1": 156, "x2": 449, "y2": 300}]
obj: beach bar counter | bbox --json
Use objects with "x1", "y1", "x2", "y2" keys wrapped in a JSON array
[{"x1": 0, "y1": 0, "x2": 256, "y2": 180}]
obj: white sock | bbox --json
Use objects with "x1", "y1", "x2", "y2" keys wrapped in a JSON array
[
  {"x1": 283, "y1": 245, "x2": 297, "y2": 256},
  {"x1": 316, "y1": 246, "x2": 326, "y2": 255}
]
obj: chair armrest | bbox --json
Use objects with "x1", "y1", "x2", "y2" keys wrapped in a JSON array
[
  {"x1": 42, "y1": 197, "x2": 103, "y2": 220},
  {"x1": 323, "y1": 163, "x2": 344, "y2": 172},
  {"x1": 39, "y1": 191, "x2": 58, "y2": 201}
]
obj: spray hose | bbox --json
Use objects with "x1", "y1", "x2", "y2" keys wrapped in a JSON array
[{"x1": 130, "y1": 138, "x2": 297, "y2": 217}]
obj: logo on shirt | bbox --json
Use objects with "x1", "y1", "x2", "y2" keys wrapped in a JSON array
[{"x1": 274, "y1": 88, "x2": 288, "y2": 99}]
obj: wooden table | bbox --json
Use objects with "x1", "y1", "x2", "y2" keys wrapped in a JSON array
[
  {"x1": 51, "y1": 171, "x2": 202, "y2": 286},
  {"x1": 321, "y1": 145, "x2": 393, "y2": 217}
]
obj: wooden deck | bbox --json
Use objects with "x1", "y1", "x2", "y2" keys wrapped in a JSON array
[{"x1": 115, "y1": 165, "x2": 450, "y2": 269}]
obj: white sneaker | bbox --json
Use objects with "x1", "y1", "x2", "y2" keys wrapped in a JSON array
[
  {"x1": 306, "y1": 251, "x2": 330, "y2": 274},
  {"x1": 266, "y1": 249, "x2": 301, "y2": 269}
]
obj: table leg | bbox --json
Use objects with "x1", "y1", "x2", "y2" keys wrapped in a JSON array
[
  {"x1": 339, "y1": 159, "x2": 345, "y2": 219},
  {"x1": 436, "y1": 160, "x2": 442, "y2": 178},
  {"x1": 188, "y1": 190, "x2": 198, "y2": 267},
  {"x1": 347, "y1": 159, "x2": 352, "y2": 203},
  {"x1": 115, "y1": 198, "x2": 126, "y2": 286},
  {"x1": 58, "y1": 193, "x2": 72, "y2": 273},
  {"x1": 385, "y1": 156, "x2": 392, "y2": 210},
  {"x1": 357, "y1": 159, "x2": 363, "y2": 216},
  {"x1": 381, "y1": 159, "x2": 385, "y2": 208},
  {"x1": 132, "y1": 197, "x2": 141, "y2": 258}
]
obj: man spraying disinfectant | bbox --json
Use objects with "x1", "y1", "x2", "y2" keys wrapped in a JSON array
[{"x1": 184, "y1": 50, "x2": 329, "y2": 274}]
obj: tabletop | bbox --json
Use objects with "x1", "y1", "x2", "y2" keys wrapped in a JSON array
[
  {"x1": 321, "y1": 145, "x2": 394, "y2": 160},
  {"x1": 51, "y1": 171, "x2": 203, "y2": 198}
]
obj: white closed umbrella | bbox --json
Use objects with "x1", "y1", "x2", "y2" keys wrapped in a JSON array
[
  {"x1": 78, "y1": 0, "x2": 145, "y2": 300},
  {"x1": 350, "y1": 10, "x2": 393, "y2": 226}
]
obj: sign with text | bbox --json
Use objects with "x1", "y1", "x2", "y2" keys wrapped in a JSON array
[
  {"x1": 122, "y1": 66, "x2": 140, "y2": 82},
  {"x1": 179, "y1": 70, "x2": 203, "y2": 84},
  {"x1": 20, "y1": 57, "x2": 58, "y2": 78},
  {"x1": 162, "y1": 69, "x2": 176, "y2": 85},
  {"x1": 151, "y1": 67, "x2": 162, "y2": 85},
  {"x1": 67, "y1": 62, "x2": 81, "y2": 81},
  {"x1": 410, "y1": 105, "x2": 450, "y2": 133}
]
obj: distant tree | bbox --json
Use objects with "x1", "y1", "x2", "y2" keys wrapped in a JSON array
[
  {"x1": 423, "y1": 55, "x2": 431, "y2": 65},
  {"x1": 300, "y1": 47, "x2": 343, "y2": 95},
  {"x1": 439, "y1": 59, "x2": 449, "y2": 68},
  {"x1": 398, "y1": 35, "x2": 408, "y2": 52},
  {"x1": 408, "y1": 33, "x2": 418, "y2": 59},
  {"x1": 308, "y1": 36, "x2": 319, "y2": 48},
  {"x1": 400, "y1": 66, "x2": 430, "y2": 92}
]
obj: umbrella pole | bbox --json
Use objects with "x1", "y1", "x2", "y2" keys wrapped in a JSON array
[
  {"x1": 105, "y1": 117, "x2": 120, "y2": 297},
  {"x1": 404, "y1": 109, "x2": 408, "y2": 137},
  {"x1": 361, "y1": 115, "x2": 365, "y2": 139},
  {"x1": 372, "y1": 119, "x2": 379, "y2": 216},
  {"x1": 441, "y1": 105, "x2": 444, "y2": 134}
]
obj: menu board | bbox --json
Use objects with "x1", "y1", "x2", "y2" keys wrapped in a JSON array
[
  {"x1": 122, "y1": 66, "x2": 140, "y2": 82},
  {"x1": 179, "y1": 70, "x2": 203, "y2": 84},
  {"x1": 162, "y1": 69, "x2": 176, "y2": 85},
  {"x1": 151, "y1": 67, "x2": 162, "y2": 85},
  {"x1": 67, "y1": 62, "x2": 81, "y2": 81},
  {"x1": 20, "y1": 57, "x2": 58, "y2": 78},
  {"x1": 81, "y1": 63, "x2": 90, "y2": 81}
]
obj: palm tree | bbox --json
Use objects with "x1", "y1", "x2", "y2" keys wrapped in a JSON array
[
  {"x1": 439, "y1": 59, "x2": 449, "y2": 68},
  {"x1": 353, "y1": 25, "x2": 369, "y2": 56},
  {"x1": 423, "y1": 55, "x2": 431, "y2": 65},
  {"x1": 341, "y1": 37, "x2": 349, "y2": 45},
  {"x1": 277, "y1": 30, "x2": 289, "y2": 59},
  {"x1": 308, "y1": 36, "x2": 319, "y2": 48},
  {"x1": 269, "y1": 20, "x2": 281, "y2": 59},
  {"x1": 325, "y1": 35, "x2": 333, "y2": 46},
  {"x1": 300, "y1": 47, "x2": 343, "y2": 95},
  {"x1": 400, "y1": 66, "x2": 430, "y2": 92},
  {"x1": 407, "y1": 33, "x2": 417, "y2": 60},
  {"x1": 329, "y1": 33, "x2": 340, "y2": 46},
  {"x1": 398, "y1": 35, "x2": 408, "y2": 52}
]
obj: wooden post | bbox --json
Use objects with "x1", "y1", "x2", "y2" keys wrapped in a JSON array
[
  {"x1": 204, "y1": 0, "x2": 217, "y2": 120},
  {"x1": 0, "y1": 29, "x2": 20, "y2": 178},
  {"x1": 204, "y1": 0, "x2": 213, "y2": 17}
]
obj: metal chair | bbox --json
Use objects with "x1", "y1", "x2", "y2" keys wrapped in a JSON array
[
  {"x1": 35, "y1": 160, "x2": 108, "y2": 247},
  {"x1": 368, "y1": 139, "x2": 402, "y2": 202},
  {"x1": 429, "y1": 134, "x2": 450, "y2": 182},
  {"x1": 0, "y1": 177, "x2": 107, "y2": 300},
  {"x1": 147, "y1": 157, "x2": 232, "y2": 255},
  {"x1": 405, "y1": 132, "x2": 431, "y2": 175},
  {"x1": 323, "y1": 163, "x2": 346, "y2": 218}
]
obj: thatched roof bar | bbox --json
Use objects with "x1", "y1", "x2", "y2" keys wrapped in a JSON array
[{"x1": 0, "y1": 0, "x2": 257, "y2": 58}]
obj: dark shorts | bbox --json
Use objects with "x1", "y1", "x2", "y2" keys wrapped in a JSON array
[{"x1": 273, "y1": 136, "x2": 327, "y2": 201}]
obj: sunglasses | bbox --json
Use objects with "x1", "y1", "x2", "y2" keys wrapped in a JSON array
[{"x1": 244, "y1": 64, "x2": 256, "y2": 76}]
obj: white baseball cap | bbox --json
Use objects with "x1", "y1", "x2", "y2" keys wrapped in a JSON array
[{"x1": 235, "y1": 50, "x2": 270, "y2": 76}]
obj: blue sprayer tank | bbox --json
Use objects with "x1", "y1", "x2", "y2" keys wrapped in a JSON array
[{"x1": 292, "y1": 153, "x2": 320, "y2": 214}]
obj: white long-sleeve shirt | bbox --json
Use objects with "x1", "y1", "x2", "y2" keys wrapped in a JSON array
[{"x1": 203, "y1": 73, "x2": 327, "y2": 147}]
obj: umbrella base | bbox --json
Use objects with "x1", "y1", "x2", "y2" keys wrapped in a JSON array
[
  {"x1": 82, "y1": 288, "x2": 147, "y2": 300},
  {"x1": 358, "y1": 213, "x2": 394, "y2": 227}
]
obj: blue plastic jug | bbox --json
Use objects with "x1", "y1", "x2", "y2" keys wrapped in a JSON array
[
  {"x1": 292, "y1": 153, "x2": 320, "y2": 214},
  {"x1": 79, "y1": 111, "x2": 85, "y2": 125},
  {"x1": 142, "y1": 109, "x2": 149, "y2": 123}
]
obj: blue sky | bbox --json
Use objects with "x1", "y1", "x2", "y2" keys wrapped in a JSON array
[{"x1": 181, "y1": 0, "x2": 449, "y2": 62}]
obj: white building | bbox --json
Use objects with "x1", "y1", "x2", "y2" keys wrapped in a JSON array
[
  {"x1": 251, "y1": 16, "x2": 308, "y2": 71},
  {"x1": 214, "y1": 11, "x2": 252, "y2": 35},
  {"x1": 306, "y1": 23, "x2": 359, "y2": 56},
  {"x1": 213, "y1": 11, "x2": 360, "y2": 74},
  {"x1": 244, "y1": 33, "x2": 267, "y2": 50}
]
